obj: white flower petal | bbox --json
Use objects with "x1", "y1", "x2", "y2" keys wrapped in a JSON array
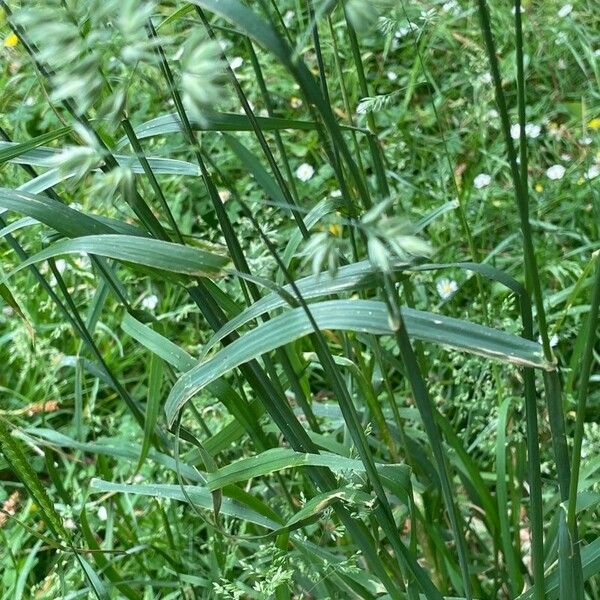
[
  {"x1": 546, "y1": 164, "x2": 566, "y2": 180},
  {"x1": 557, "y1": 4, "x2": 572, "y2": 18},
  {"x1": 295, "y1": 163, "x2": 314, "y2": 182},
  {"x1": 473, "y1": 173, "x2": 491, "y2": 189}
]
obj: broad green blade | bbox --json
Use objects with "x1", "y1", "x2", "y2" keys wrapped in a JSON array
[
  {"x1": 0, "y1": 141, "x2": 200, "y2": 175},
  {"x1": 120, "y1": 110, "x2": 348, "y2": 145},
  {"x1": 205, "y1": 447, "x2": 412, "y2": 496},
  {"x1": 167, "y1": 299, "x2": 553, "y2": 426},
  {"x1": 206, "y1": 259, "x2": 525, "y2": 355},
  {"x1": 2, "y1": 234, "x2": 229, "y2": 282},
  {"x1": 0, "y1": 419, "x2": 68, "y2": 540},
  {"x1": 89, "y1": 479, "x2": 283, "y2": 530},
  {"x1": 24, "y1": 428, "x2": 205, "y2": 483},
  {"x1": 0, "y1": 128, "x2": 70, "y2": 164},
  {"x1": 516, "y1": 535, "x2": 600, "y2": 600}
]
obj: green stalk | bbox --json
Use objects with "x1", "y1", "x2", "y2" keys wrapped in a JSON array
[
  {"x1": 567, "y1": 256, "x2": 600, "y2": 536},
  {"x1": 477, "y1": 0, "x2": 577, "y2": 591},
  {"x1": 382, "y1": 279, "x2": 472, "y2": 599}
]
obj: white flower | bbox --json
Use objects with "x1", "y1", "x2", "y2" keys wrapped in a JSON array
[
  {"x1": 473, "y1": 173, "x2": 492, "y2": 189},
  {"x1": 331, "y1": 189, "x2": 342, "y2": 198},
  {"x1": 546, "y1": 164, "x2": 566, "y2": 180},
  {"x1": 394, "y1": 25, "x2": 412, "y2": 38},
  {"x1": 585, "y1": 165, "x2": 600, "y2": 180},
  {"x1": 55, "y1": 259, "x2": 67, "y2": 274},
  {"x1": 579, "y1": 136, "x2": 592, "y2": 146},
  {"x1": 442, "y1": 1, "x2": 459, "y2": 14},
  {"x1": 538, "y1": 334, "x2": 559, "y2": 348},
  {"x1": 97, "y1": 506, "x2": 108, "y2": 521},
  {"x1": 295, "y1": 163, "x2": 314, "y2": 182},
  {"x1": 560, "y1": 153, "x2": 572, "y2": 161},
  {"x1": 480, "y1": 72, "x2": 492, "y2": 84},
  {"x1": 283, "y1": 9, "x2": 294, "y2": 26},
  {"x1": 525, "y1": 123, "x2": 541, "y2": 138},
  {"x1": 142, "y1": 294, "x2": 159, "y2": 311},
  {"x1": 218, "y1": 189, "x2": 231, "y2": 203},
  {"x1": 511, "y1": 123, "x2": 541, "y2": 140},
  {"x1": 386, "y1": 71, "x2": 398, "y2": 81},
  {"x1": 557, "y1": 4, "x2": 572, "y2": 17},
  {"x1": 436, "y1": 278, "x2": 458, "y2": 299},
  {"x1": 486, "y1": 109, "x2": 499, "y2": 120},
  {"x1": 229, "y1": 56, "x2": 243, "y2": 71}
]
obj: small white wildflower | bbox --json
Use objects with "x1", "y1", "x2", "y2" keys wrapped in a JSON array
[
  {"x1": 525, "y1": 123, "x2": 541, "y2": 138},
  {"x1": 442, "y1": 1, "x2": 459, "y2": 14},
  {"x1": 557, "y1": 4, "x2": 572, "y2": 18},
  {"x1": 579, "y1": 136, "x2": 592, "y2": 146},
  {"x1": 437, "y1": 278, "x2": 458, "y2": 299},
  {"x1": 295, "y1": 163, "x2": 314, "y2": 182},
  {"x1": 560, "y1": 153, "x2": 572, "y2": 161},
  {"x1": 218, "y1": 189, "x2": 231, "y2": 203},
  {"x1": 486, "y1": 109, "x2": 499, "y2": 120},
  {"x1": 510, "y1": 124, "x2": 521, "y2": 140},
  {"x1": 54, "y1": 259, "x2": 67, "y2": 274},
  {"x1": 473, "y1": 173, "x2": 492, "y2": 189},
  {"x1": 480, "y1": 72, "x2": 492, "y2": 84},
  {"x1": 386, "y1": 71, "x2": 398, "y2": 81},
  {"x1": 64, "y1": 518, "x2": 76, "y2": 530},
  {"x1": 142, "y1": 294, "x2": 159, "y2": 311},
  {"x1": 546, "y1": 164, "x2": 566, "y2": 180},
  {"x1": 97, "y1": 506, "x2": 108, "y2": 521},
  {"x1": 557, "y1": 59, "x2": 567, "y2": 70},
  {"x1": 538, "y1": 334, "x2": 559, "y2": 348},
  {"x1": 283, "y1": 10, "x2": 294, "y2": 26},
  {"x1": 585, "y1": 164, "x2": 600, "y2": 180},
  {"x1": 25, "y1": 96, "x2": 35, "y2": 106},
  {"x1": 394, "y1": 25, "x2": 412, "y2": 38},
  {"x1": 331, "y1": 189, "x2": 342, "y2": 198},
  {"x1": 229, "y1": 56, "x2": 243, "y2": 71}
]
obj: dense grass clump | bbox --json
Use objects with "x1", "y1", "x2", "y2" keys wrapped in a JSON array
[{"x1": 0, "y1": 1, "x2": 598, "y2": 598}]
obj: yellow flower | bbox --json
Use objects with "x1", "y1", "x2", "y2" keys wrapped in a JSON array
[
  {"x1": 4, "y1": 32, "x2": 18, "y2": 48},
  {"x1": 587, "y1": 118, "x2": 600, "y2": 130},
  {"x1": 329, "y1": 223, "x2": 342, "y2": 236},
  {"x1": 535, "y1": 183, "x2": 543, "y2": 192},
  {"x1": 577, "y1": 177, "x2": 585, "y2": 185}
]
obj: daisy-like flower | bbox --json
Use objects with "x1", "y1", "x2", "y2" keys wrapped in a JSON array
[
  {"x1": 54, "y1": 259, "x2": 67, "y2": 274},
  {"x1": 557, "y1": 4, "x2": 572, "y2": 17},
  {"x1": 228, "y1": 56, "x2": 243, "y2": 71},
  {"x1": 538, "y1": 334, "x2": 559, "y2": 348},
  {"x1": 546, "y1": 164, "x2": 566, "y2": 180},
  {"x1": 142, "y1": 294, "x2": 159, "y2": 311},
  {"x1": 473, "y1": 173, "x2": 491, "y2": 189},
  {"x1": 387, "y1": 71, "x2": 398, "y2": 81},
  {"x1": 585, "y1": 164, "x2": 599, "y2": 180},
  {"x1": 218, "y1": 189, "x2": 231, "y2": 203},
  {"x1": 525, "y1": 123, "x2": 541, "y2": 138},
  {"x1": 511, "y1": 123, "x2": 541, "y2": 140},
  {"x1": 442, "y1": 0, "x2": 459, "y2": 14},
  {"x1": 436, "y1": 278, "x2": 458, "y2": 300},
  {"x1": 295, "y1": 163, "x2": 314, "y2": 182}
]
